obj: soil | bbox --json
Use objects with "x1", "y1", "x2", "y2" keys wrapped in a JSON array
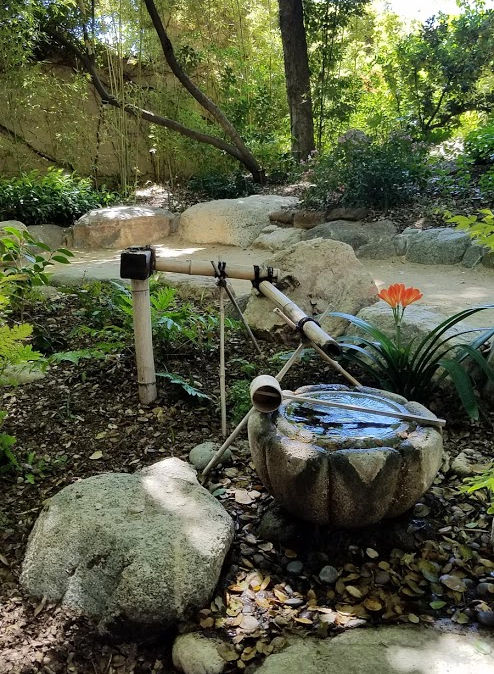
[{"x1": 0, "y1": 287, "x2": 493, "y2": 674}]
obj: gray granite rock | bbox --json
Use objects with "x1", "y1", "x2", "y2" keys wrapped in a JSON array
[
  {"x1": 21, "y1": 458, "x2": 234, "y2": 632},
  {"x1": 172, "y1": 633, "x2": 226, "y2": 674},
  {"x1": 253, "y1": 626, "x2": 494, "y2": 673},
  {"x1": 189, "y1": 441, "x2": 232, "y2": 471},
  {"x1": 305, "y1": 220, "x2": 397, "y2": 259},
  {"x1": 403, "y1": 227, "x2": 470, "y2": 265}
]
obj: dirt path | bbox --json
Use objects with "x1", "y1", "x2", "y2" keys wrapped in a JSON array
[{"x1": 52, "y1": 238, "x2": 494, "y2": 323}]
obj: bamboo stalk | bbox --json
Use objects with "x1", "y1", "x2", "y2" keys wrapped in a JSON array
[
  {"x1": 282, "y1": 393, "x2": 446, "y2": 428},
  {"x1": 154, "y1": 257, "x2": 280, "y2": 281},
  {"x1": 201, "y1": 342, "x2": 306, "y2": 478},
  {"x1": 258, "y1": 281, "x2": 340, "y2": 357},
  {"x1": 131, "y1": 278, "x2": 157, "y2": 405},
  {"x1": 272, "y1": 307, "x2": 361, "y2": 387},
  {"x1": 219, "y1": 285, "x2": 227, "y2": 437}
]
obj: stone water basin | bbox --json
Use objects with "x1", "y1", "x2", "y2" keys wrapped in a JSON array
[{"x1": 248, "y1": 384, "x2": 443, "y2": 527}]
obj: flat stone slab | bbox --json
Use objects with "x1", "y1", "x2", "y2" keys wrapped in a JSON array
[{"x1": 254, "y1": 626, "x2": 494, "y2": 674}]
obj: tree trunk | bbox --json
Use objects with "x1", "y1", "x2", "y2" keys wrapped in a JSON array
[{"x1": 278, "y1": 0, "x2": 315, "y2": 161}]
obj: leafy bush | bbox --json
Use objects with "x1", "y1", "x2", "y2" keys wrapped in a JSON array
[
  {"x1": 0, "y1": 226, "x2": 73, "y2": 313},
  {"x1": 464, "y1": 121, "x2": 494, "y2": 166},
  {"x1": 302, "y1": 132, "x2": 429, "y2": 210},
  {"x1": 333, "y1": 284, "x2": 494, "y2": 419},
  {"x1": 446, "y1": 209, "x2": 494, "y2": 252},
  {"x1": 0, "y1": 168, "x2": 117, "y2": 226},
  {"x1": 228, "y1": 379, "x2": 251, "y2": 423},
  {"x1": 188, "y1": 171, "x2": 257, "y2": 200}
]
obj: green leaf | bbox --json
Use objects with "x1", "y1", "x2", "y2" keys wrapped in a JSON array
[
  {"x1": 156, "y1": 372, "x2": 211, "y2": 400},
  {"x1": 438, "y1": 357, "x2": 479, "y2": 419}
]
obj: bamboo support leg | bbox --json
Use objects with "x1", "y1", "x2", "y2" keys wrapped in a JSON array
[
  {"x1": 131, "y1": 278, "x2": 157, "y2": 405},
  {"x1": 201, "y1": 342, "x2": 306, "y2": 479},
  {"x1": 219, "y1": 285, "x2": 227, "y2": 437},
  {"x1": 225, "y1": 282, "x2": 262, "y2": 355},
  {"x1": 272, "y1": 307, "x2": 361, "y2": 387}
]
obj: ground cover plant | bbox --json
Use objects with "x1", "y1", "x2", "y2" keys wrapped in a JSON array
[
  {"x1": 0, "y1": 282, "x2": 493, "y2": 672},
  {"x1": 0, "y1": 169, "x2": 117, "y2": 226}
]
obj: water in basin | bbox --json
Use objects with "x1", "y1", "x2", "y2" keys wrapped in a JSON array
[{"x1": 284, "y1": 390, "x2": 408, "y2": 442}]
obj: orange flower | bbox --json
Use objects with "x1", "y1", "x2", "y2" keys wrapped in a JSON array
[{"x1": 378, "y1": 283, "x2": 422, "y2": 308}]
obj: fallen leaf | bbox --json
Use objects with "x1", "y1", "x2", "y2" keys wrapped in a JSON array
[{"x1": 89, "y1": 450, "x2": 103, "y2": 460}]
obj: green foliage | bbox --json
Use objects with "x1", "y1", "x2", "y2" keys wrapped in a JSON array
[
  {"x1": 461, "y1": 467, "x2": 494, "y2": 515},
  {"x1": 188, "y1": 172, "x2": 257, "y2": 200},
  {"x1": 303, "y1": 132, "x2": 429, "y2": 210},
  {"x1": 464, "y1": 120, "x2": 494, "y2": 165},
  {"x1": 446, "y1": 209, "x2": 494, "y2": 251},
  {"x1": 156, "y1": 372, "x2": 211, "y2": 401},
  {"x1": 228, "y1": 379, "x2": 251, "y2": 424},
  {"x1": 0, "y1": 168, "x2": 117, "y2": 226},
  {"x1": 0, "y1": 411, "x2": 17, "y2": 475},
  {"x1": 333, "y1": 306, "x2": 494, "y2": 419},
  {"x1": 384, "y1": 9, "x2": 494, "y2": 139},
  {"x1": 0, "y1": 226, "x2": 73, "y2": 313},
  {"x1": 0, "y1": 322, "x2": 43, "y2": 379}
]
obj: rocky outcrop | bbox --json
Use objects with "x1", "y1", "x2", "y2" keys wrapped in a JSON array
[
  {"x1": 71, "y1": 206, "x2": 173, "y2": 249},
  {"x1": 20, "y1": 458, "x2": 234, "y2": 633},
  {"x1": 179, "y1": 196, "x2": 299, "y2": 247},
  {"x1": 243, "y1": 238, "x2": 378, "y2": 339},
  {"x1": 305, "y1": 219, "x2": 397, "y2": 259},
  {"x1": 396, "y1": 227, "x2": 470, "y2": 265},
  {"x1": 252, "y1": 226, "x2": 305, "y2": 252}
]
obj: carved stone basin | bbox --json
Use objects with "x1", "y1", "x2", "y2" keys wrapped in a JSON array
[{"x1": 248, "y1": 384, "x2": 443, "y2": 527}]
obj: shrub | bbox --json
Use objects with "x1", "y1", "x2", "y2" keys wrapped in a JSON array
[
  {"x1": 333, "y1": 283, "x2": 494, "y2": 420},
  {"x1": 187, "y1": 171, "x2": 257, "y2": 200},
  {"x1": 0, "y1": 168, "x2": 117, "y2": 226},
  {"x1": 302, "y1": 132, "x2": 429, "y2": 211},
  {"x1": 464, "y1": 120, "x2": 494, "y2": 166},
  {"x1": 446, "y1": 209, "x2": 494, "y2": 251}
]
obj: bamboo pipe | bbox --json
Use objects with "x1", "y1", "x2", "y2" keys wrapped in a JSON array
[
  {"x1": 154, "y1": 257, "x2": 280, "y2": 281},
  {"x1": 131, "y1": 278, "x2": 157, "y2": 405},
  {"x1": 219, "y1": 285, "x2": 227, "y2": 437},
  {"x1": 258, "y1": 281, "x2": 341, "y2": 358},
  {"x1": 201, "y1": 343, "x2": 306, "y2": 478},
  {"x1": 248, "y1": 375, "x2": 445, "y2": 429},
  {"x1": 272, "y1": 307, "x2": 361, "y2": 387}
]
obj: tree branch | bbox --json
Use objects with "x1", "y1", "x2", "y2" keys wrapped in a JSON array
[
  {"x1": 142, "y1": 0, "x2": 263, "y2": 178},
  {"x1": 0, "y1": 122, "x2": 75, "y2": 170},
  {"x1": 46, "y1": 28, "x2": 248, "y2": 164}
]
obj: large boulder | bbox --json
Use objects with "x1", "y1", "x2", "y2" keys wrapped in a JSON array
[
  {"x1": 348, "y1": 302, "x2": 481, "y2": 350},
  {"x1": 253, "y1": 626, "x2": 494, "y2": 674},
  {"x1": 20, "y1": 458, "x2": 234, "y2": 632},
  {"x1": 179, "y1": 196, "x2": 299, "y2": 247},
  {"x1": 243, "y1": 238, "x2": 378, "y2": 339},
  {"x1": 71, "y1": 206, "x2": 174, "y2": 249},
  {"x1": 306, "y1": 219, "x2": 397, "y2": 258},
  {"x1": 0, "y1": 220, "x2": 27, "y2": 238},
  {"x1": 28, "y1": 224, "x2": 70, "y2": 250},
  {"x1": 397, "y1": 227, "x2": 470, "y2": 265}
]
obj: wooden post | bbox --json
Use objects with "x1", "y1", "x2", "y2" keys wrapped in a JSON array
[{"x1": 131, "y1": 278, "x2": 157, "y2": 405}]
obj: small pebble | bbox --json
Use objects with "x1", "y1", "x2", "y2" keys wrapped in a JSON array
[
  {"x1": 287, "y1": 560, "x2": 303, "y2": 575},
  {"x1": 285, "y1": 597, "x2": 304, "y2": 608},
  {"x1": 319, "y1": 565, "x2": 338, "y2": 584},
  {"x1": 477, "y1": 610, "x2": 494, "y2": 627},
  {"x1": 477, "y1": 582, "x2": 494, "y2": 598}
]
